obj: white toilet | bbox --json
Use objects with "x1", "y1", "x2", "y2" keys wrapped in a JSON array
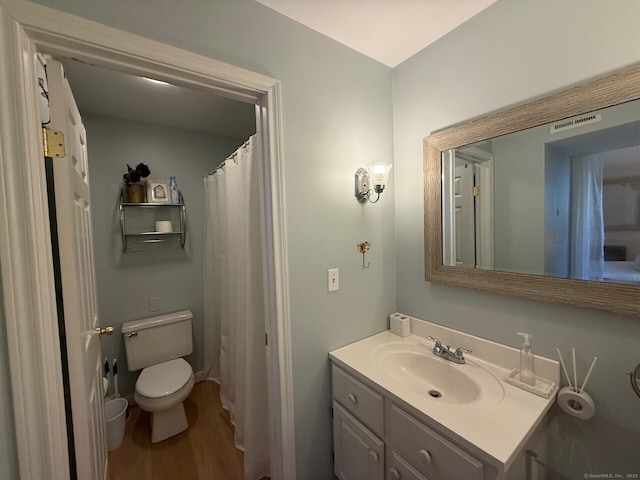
[{"x1": 121, "y1": 309, "x2": 195, "y2": 443}]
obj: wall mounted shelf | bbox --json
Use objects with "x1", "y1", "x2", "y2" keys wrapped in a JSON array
[{"x1": 119, "y1": 189, "x2": 186, "y2": 253}]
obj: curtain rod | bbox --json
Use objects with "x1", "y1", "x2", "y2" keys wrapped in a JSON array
[{"x1": 207, "y1": 139, "x2": 251, "y2": 176}]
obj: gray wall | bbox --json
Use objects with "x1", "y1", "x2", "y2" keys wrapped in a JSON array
[
  {"x1": 393, "y1": 0, "x2": 640, "y2": 475},
  {"x1": 0, "y1": 274, "x2": 19, "y2": 480},
  {"x1": 31, "y1": 2, "x2": 396, "y2": 478},
  {"x1": 85, "y1": 114, "x2": 245, "y2": 397}
]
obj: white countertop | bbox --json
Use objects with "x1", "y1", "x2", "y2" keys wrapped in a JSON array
[{"x1": 329, "y1": 329, "x2": 558, "y2": 472}]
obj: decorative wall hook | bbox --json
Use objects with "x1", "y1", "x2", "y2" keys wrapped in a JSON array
[{"x1": 357, "y1": 241, "x2": 371, "y2": 269}]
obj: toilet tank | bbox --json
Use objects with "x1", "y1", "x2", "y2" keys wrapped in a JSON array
[{"x1": 121, "y1": 309, "x2": 193, "y2": 371}]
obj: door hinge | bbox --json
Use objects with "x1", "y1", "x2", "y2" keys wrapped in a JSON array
[
  {"x1": 42, "y1": 127, "x2": 65, "y2": 158},
  {"x1": 472, "y1": 186, "x2": 480, "y2": 196},
  {"x1": 265, "y1": 333, "x2": 268, "y2": 346}
]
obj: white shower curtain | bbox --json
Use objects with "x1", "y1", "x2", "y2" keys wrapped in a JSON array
[
  {"x1": 203, "y1": 135, "x2": 270, "y2": 479},
  {"x1": 570, "y1": 153, "x2": 605, "y2": 281}
]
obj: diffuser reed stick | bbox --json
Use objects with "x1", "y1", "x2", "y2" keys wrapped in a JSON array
[
  {"x1": 572, "y1": 348, "x2": 579, "y2": 391},
  {"x1": 580, "y1": 356, "x2": 598, "y2": 392},
  {"x1": 556, "y1": 348, "x2": 574, "y2": 389}
]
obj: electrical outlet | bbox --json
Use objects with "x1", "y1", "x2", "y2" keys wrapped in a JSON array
[
  {"x1": 149, "y1": 297, "x2": 160, "y2": 312},
  {"x1": 328, "y1": 268, "x2": 339, "y2": 292}
]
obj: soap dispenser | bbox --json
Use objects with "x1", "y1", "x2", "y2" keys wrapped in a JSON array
[{"x1": 517, "y1": 332, "x2": 536, "y2": 386}]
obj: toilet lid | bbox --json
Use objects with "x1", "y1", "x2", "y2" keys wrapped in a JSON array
[{"x1": 136, "y1": 358, "x2": 193, "y2": 399}]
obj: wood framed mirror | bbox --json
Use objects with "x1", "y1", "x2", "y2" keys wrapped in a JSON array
[{"x1": 424, "y1": 63, "x2": 640, "y2": 316}]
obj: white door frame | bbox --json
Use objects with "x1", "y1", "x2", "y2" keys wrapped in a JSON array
[
  {"x1": 455, "y1": 147, "x2": 494, "y2": 270},
  {"x1": 0, "y1": 1, "x2": 294, "y2": 479}
]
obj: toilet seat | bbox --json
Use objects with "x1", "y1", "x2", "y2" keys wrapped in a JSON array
[
  {"x1": 134, "y1": 358, "x2": 195, "y2": 414},
  {"x1": 136, "y1": 358, "x2": 192, "y2": 398}
]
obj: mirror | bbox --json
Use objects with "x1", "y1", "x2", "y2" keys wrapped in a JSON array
[
  {"x1": 424, "y1": 63, "x2": 640, "y2": 316},
  {"x1": 630, "y1": 363, "x2": 640, "y2": 399},
  {"x1": 443, "y1": 99, "x2": 640, "y2": 281}
]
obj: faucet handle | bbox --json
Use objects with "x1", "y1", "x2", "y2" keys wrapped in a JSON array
[
  {"x1": 427, "y1": 335, "x2": 443, "y2": 353},
  {"x1": 454, "y1": 346, "x2": 472, "y2": 358}
]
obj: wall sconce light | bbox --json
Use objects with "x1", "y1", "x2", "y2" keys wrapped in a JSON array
[{"x1": 355, "y1": 162, "x2": 392, "y2": 203}]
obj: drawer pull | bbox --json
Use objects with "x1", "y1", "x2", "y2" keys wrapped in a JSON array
[
  {"x1": 419, "y1": 449, "x2": 432, "y2": 464},
  {"x1": 388, "y1": 468, "x2": 400, "y2": 480},
  {"x1": 368, "y1": 450, "x2": 379, "y2": 464},
  {"x1": 347, "y1": 393, "x2": 357, "y2": 404}
]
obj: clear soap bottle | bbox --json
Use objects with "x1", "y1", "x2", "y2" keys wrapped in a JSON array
[
  {"x1": 169, "y1": 176, "x2": 179, "y2": 204},
  {"x1": 517, "y1": 332, "x2": 536, "y2": 386}
]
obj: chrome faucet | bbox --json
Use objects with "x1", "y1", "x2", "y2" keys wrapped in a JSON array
[{"x1": 427, "y1": 335, "x2": 471, "y2": 364}]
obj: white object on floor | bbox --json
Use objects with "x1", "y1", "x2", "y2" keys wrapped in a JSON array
[{"x1": 105, "y1": 397, "x2": 128, "y2": 451}]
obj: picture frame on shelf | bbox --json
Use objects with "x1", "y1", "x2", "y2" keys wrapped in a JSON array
[{"x1": 146, "y1": 178, "x2": 171, "y2": 204}]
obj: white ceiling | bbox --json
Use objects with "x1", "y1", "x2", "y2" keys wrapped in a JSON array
[
  {"x1": 255, "y1": 0, "x2": 497, "y2": 67},
  {"x1": 62, "y1": 60, "x2": 257, "y2": 139},
  {"x1": 61, "y1": 1, "x2": 497, "y2": 137}
]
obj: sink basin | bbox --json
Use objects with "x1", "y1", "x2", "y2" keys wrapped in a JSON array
[{"x1": 372, "y1": 341, "x2": 504, "y2": 406}]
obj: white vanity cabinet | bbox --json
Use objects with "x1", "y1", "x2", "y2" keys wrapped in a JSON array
[
  {"x1": 332, "y1": 364, "x2": 486, "y2": 480},
  {"x1": 330, "y1": 327, "x2": 559, "y2": 480}
]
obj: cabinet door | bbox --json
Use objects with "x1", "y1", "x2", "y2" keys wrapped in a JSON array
[{"x1": 333, "y1": 402, "x2": 384, "y2": 480}]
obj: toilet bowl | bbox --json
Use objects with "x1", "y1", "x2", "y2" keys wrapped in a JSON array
[
  {"x1": 121, "y1": 310, "x2": 195, "y2": 443},
  {"x1": 134, "y1": 358, "x2": 195, "y2": 443}
]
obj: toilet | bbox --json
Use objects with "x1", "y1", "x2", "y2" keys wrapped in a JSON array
[{"x1": 121, "y1": 309, "x2": 195, "y2": 443}]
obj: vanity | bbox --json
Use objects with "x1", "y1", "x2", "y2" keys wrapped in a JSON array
[{"x1": 329, "y1": 315, "x2": 559, "y2": 480}]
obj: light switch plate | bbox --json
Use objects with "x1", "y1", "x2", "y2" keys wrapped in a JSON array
[{"x1": 328, "y1": 268, "x2": 339, "y2": 292}]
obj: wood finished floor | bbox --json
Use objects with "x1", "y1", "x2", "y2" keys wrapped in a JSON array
[{"x1": 109, "y1": 380, "x2": 267, "y2": 480}]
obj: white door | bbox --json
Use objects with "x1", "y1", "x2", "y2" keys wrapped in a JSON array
[
  {"x1": 46, "y1": 59, "x2": 108, "y2": 480},
  {"x1": 454, "y1": 162, "x2": 476, "y2": 267}
]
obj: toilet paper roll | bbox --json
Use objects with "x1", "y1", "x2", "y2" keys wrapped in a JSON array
[
  {"x1": 155, "y1": 220, "x2": 173, "y2": 233},
  {"x1": 557, "y1": 386, "x2": 595, "y2": 420}
]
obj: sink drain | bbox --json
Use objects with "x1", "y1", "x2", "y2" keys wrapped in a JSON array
[{"x1": 428, "y1": 390, "x2": 441, "y2": 398}]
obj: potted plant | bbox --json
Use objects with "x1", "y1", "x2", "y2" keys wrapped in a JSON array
[{"x1": 122, "y1": 163, "x2": 150, "y2": 203}]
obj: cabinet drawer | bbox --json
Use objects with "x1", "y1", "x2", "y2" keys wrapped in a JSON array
[
  {"x1": 387, "y1": 403, "x2": 483, "y2": 480},
  {"x1": 387, "y1": 451, "x2": 428, "y2": 480},
  {"x1": 332, "y1": 365, "x2": 384, "y2": 436}
]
